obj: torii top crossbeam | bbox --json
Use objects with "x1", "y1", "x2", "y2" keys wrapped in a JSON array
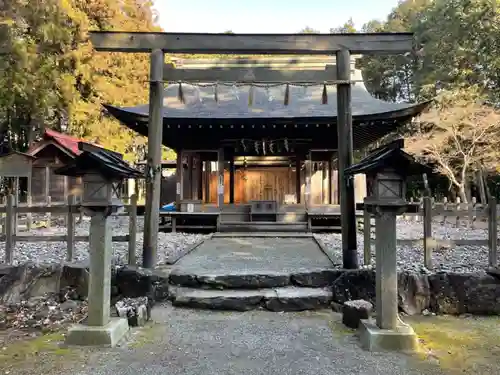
[{"x1": 89, "y1": 31, "x2": 414, "y2": 54}]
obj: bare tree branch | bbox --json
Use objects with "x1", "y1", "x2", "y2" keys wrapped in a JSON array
[{"x1": 406, "y1": 89, "x2": 500, "y2": 202}]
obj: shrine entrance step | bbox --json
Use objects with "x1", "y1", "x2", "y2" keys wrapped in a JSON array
[
  {"x1": 167, "y1": 235, "x2": 340, "y2": 312},
  {"x1": 218, "y1": 221, "x2": 308, "y2": 233},
  {"x1": 169, "y1": 286, "x2": 334, "y2": 311}
]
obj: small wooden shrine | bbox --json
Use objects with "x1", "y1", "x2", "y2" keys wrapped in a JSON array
[
  {"x1": 0, "y1": 151, "x2": 35, "y2": 206},
  {"x1": 0, "y1": 129, "x2": 123, "y2": 205}
]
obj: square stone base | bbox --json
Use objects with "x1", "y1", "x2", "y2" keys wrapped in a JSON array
[
  {"x1": 359, "y1": 319, "x2": 418, "y2": 352},
  {"x1": 65, "y1": 318, "x2": 129, "y2": 347}
]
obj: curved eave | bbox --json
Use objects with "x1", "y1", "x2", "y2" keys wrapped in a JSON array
[{"x1": 104, "y1": 100, "x2": 430, "y2": 127}]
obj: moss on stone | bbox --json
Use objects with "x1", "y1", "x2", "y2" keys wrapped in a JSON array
[
  {"x1": 407, "y1": 315, "x2": 500, "y2": 374},
  {"x1": 0, "y1": 331, "x2": 83, "y2": 371},
  {"x1": 328, "y1": 318, "x2": 357, "y2": 337},
  {"x1": 127, "y1": 322, "x2": 164, "y2": 348},
  {"x1": 1, "y1": 332, "x2": 64, "y2": 357}
]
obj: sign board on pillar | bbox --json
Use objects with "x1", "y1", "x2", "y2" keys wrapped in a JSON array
[
  {"x1": 218, "y1": 185, "x2": 224, "y2": 194},
  {"x1": 176, "y1": 182, "x2": 181, "y2": 195}
]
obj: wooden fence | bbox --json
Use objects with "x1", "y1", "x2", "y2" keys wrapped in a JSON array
[
  {"x1": 0, "y1": 194, "x2": 139, "y2": 265},
  {"x1": 0, "y1": 195, "x2": 82, "y2": 232},
  {"x1": 2, "y1": 191, "x2": 498, "y2": 269},
  {"x1": 362, "y1": 196, "x2": 498, "y2": 269}
]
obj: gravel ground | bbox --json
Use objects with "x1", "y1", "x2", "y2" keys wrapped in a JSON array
[
  {"x1": 0, "y1": 216, "x2": 208, "y2": 266},
  {"x1": 0, "y1": 215, "x2": 493, "y2": 273},
  {"x1": 316, "y1": 217, "x2": 492, "y2": 274},
  {"x1": 0, "y1": 306, "x2": 446, "y2": 375}
]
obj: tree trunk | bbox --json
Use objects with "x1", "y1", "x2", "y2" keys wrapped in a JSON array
[
  {"x1": 465, "y1": 180, "x2": 472, "y2": 203},
  {"x1": 458, "y1": 184, "x2": 468, "y2": 203}
]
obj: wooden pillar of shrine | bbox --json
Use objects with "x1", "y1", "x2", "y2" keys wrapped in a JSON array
[
  {"x1": 204, "y1": 160, "x2": 211, "y2": 203},
  {"x1": 336, "y1": 158, "x2": 341, "y2": 205},
  {"x1": 328, "y1": 155, "x2": 334, "y2": 205},
  {"x1": 217, "y1": 148, "x2": 224, "y2": 208},
  {"x1": 175, "y1": 150, "x2": 184, "y2": 207},
  {"x1": 188, "y1": 153, "x2": 195, "y2": 199},
  {"x1": 305, "y1": 152, "x2": 312, "y2": 208},
  {"x1": 322, "y1": 161, "x2": 328, "y2": 204},
  {"x1": 197, "y1": 156, "x2": 203, "y2": 200},
  {"x1": 229, "y1": 155, "x2": 235, "y2": 204},
  {"x1": 295, "y1": 154, "x2": 301, "y2": 204},
  {"x1": 44, "y1": 166, "x2": 50, "y2": 203}
]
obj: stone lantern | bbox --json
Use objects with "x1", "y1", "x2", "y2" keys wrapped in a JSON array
[
  {"x1": 80, "y1": 171, "x2": 124, "y2": 216},
  {"x1": 366, "y1": 168, "x2": 405, "y2": 203},
  {"x1": 345, "y1": 141, "x2": 430, "y2": 353},
  {"x1": 55, "y1": 142, "x2": 142, "y2": 347},
  {"x1": 364, "y1": 167, "x2": 409, "y2": 216}
]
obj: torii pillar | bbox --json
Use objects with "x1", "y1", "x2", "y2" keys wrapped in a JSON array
[
  {"x1": 142, "y1": 49, "x2": 164, "y2": 268},
  {"x1": 336, "y1": 49, "x2": 357, "y2": 269}
]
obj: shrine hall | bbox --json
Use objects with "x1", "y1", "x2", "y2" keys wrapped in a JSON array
[{"x1": 104, "y1": 55, "x2": 428, "y2": 232}]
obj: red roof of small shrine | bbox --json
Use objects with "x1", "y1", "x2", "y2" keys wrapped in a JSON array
[
  {"x1": 43, "y1": 129, "x2": 83, "y2": 155},
  {"x1": 27, "y1": 129, "x2": 102, "y2": 157}
]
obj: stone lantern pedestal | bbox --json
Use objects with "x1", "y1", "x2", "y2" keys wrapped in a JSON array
[
  {"x1": 343, "y1": 141, "x2": 431, "y2": 352},
  {"x1": 55, "y1": 142, "x2": 144, "y2": 347},
  {"x1": 359, "y1": 197, "x2": 418, "y2": 352},
  {"x1": 64, "y1": 209, "x2": 129, "y2": 347}
]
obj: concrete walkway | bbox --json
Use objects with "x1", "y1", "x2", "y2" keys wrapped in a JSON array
[
  {"x1": 171, "y1": 235, "x2": 337, "y2": 276},
  {"x1": 8, "y1": 306, "x2": 444, "y2": 375}
]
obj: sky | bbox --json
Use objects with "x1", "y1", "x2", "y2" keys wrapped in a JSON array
[{"x1": 153, "y1": 0, "x2": 400, "y2": 33}]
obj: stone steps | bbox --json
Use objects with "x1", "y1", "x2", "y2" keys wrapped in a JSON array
[
  {"x1": 167, "y1": 269, "x2": 341, "y2": 311},
  {"x1": 169, "y1": 269, "x2": 343, "y2": 289},
  {"x1": 169, "y1": 286, "x2": 333, "y2": 312}
]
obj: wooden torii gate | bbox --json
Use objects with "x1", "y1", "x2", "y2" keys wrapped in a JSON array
[{"x1": 89, "y1": 31, "x2": 414, "y2": 269}]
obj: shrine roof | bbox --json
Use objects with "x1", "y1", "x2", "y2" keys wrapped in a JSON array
[
  {"x1": 345, "y1": 140, "x2": 432, "y2": 177},
  {"x1": 55, "y1": 142, "x2": 142, "y2": 179},
  {"x1": 104, "y1": 82, "x2": 429, "y2": 124},
  {"x1": 26, "y1": 129, "x2": 108, "y2": 158}
]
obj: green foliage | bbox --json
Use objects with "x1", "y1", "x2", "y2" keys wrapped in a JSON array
[
  {"x1": 334, "y1": 0, "x2": 500, "y2": 199},
  {"x1": 298, "y1": 26, "x2": 320, "y2": 33},
  {"x1": 414, "y1": 0, "x2": 500, "y2": 100},
  {"x1": 329, "y1": 18, "x2": 356, "y2": 34},
  {"x1": 0, "y1": 0, "x2": 169, "y2": 163},
  {"x1": 356, "y1": 0, "x2": 500, "y2": 103}
]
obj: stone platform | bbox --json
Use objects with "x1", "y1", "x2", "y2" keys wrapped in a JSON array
[{"x1": 168, "y1": 234, "x2": 340, "y2": 311}]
